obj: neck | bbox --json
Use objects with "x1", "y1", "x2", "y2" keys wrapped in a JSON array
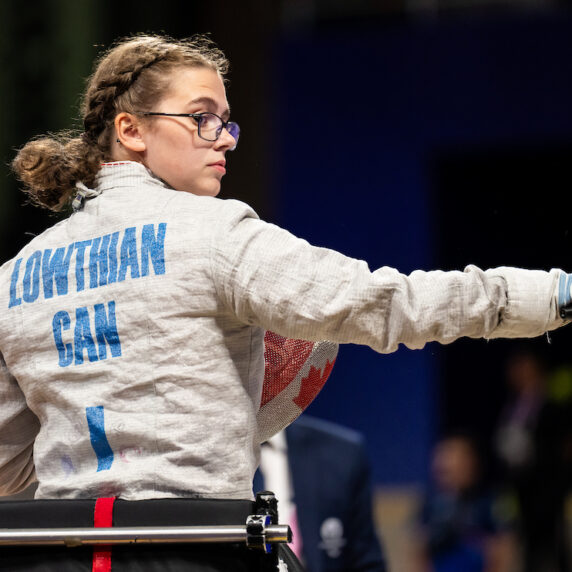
[{"x1": 110, "y1": 140, "x2": 144, "y2": 164}]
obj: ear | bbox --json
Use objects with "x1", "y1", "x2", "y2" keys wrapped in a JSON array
[{"x1": 114, "y1": 112, "x2": 146, "y2": 152}]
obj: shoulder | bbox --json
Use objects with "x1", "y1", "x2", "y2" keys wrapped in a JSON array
[
  {"x1": 202, "y1": 196, "x2": 259, "y2": 224},
  {"x1": 0, "y1": 216, "x2": 70, "y2": 269},
  {"x1": 161, "y1": 192, "x2": 260, "y2": 231}
]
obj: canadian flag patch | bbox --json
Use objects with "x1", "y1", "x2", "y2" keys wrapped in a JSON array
[{"x1": 257, "y1": 331, "x2": 338, "y2": 442}]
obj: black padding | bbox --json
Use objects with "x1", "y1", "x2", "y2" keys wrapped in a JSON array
[{"x1": 0, "y1": 498, "x2": 284, "y2": 571}]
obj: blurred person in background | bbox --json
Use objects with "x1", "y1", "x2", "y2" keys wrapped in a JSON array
[
  {"x1": 256, "y1": 415, "x2": 386, "y2": 572},
  {"x1": 417, "y1": 433, "x2": 515, "y2": 572},
  {"x1": 495, "y1": 348, "x2": 572, "y2": 572}
]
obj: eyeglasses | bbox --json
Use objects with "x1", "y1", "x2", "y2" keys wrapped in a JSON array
[{"x1": 140, "y1": 111, "x2": 240, "y2": 150}]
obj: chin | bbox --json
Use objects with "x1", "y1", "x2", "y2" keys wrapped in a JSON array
[
  {"x1": 180, "y1": 184, "x2": 221, "y2": 197},
  {"x1": 196, "y1": 181, "x2": 222, "y2": 197}
]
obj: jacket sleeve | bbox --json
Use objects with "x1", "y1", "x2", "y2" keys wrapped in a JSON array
[
  {"x1": 211, "y1": 201, "x2": 564, "y2": 353},
  {"x1": 0, "y1": 352, "x2": 39, "y2": 496}
]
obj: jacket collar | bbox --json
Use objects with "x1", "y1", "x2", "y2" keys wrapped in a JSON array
[{"x1": 94, "y1": 161, "x2": 171, "y2": 193}]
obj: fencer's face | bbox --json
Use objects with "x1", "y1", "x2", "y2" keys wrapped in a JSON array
[{"x1": 138, "y1": 67, "x2": 237, "y2": 196}]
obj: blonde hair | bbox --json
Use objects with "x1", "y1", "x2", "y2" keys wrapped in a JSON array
[{"x1": 12, "y1": 34, "x2": 229, "y2": 211}]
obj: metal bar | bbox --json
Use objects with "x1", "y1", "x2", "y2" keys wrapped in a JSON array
[{"x1": 0, "y1": 524, "x2": 291, "y2": 547}]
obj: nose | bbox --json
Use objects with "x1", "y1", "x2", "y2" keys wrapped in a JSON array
[{"x1": 214, "y1": 127, "x2": 238, "y2": 151}]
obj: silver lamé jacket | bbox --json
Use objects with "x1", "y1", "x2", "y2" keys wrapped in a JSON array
[{"x1": 0, "y1": 161, "x2": 566, "y2": 500}]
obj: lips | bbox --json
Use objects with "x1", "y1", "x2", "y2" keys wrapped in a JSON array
[{"x1": 208, "y1": 160, "x2": 226, "y2": 174}]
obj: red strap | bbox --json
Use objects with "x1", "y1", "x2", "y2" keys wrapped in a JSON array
[{"x1": 92, "y1": 497, "x2": 115, "y2": 572}]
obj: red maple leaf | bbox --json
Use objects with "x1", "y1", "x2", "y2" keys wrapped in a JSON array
[
  {"x1": 293, "y1": 360, "x2": 335, "y2": 410},
  {"x1": 260, "y1": 332, "x2": 314, "y2": 407}
]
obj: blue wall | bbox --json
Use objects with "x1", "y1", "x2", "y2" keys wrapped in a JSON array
[{"x1": 270, "y1": 13, "x2": 572, "y2": 485}]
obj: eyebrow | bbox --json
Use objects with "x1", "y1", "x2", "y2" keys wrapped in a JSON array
[{"x1": 189, "y1": 96, "x2": 231, "y2": 120}]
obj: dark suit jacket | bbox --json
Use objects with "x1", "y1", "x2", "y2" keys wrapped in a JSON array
[{"x1": 284, "y1": 416, "x2": 387, "y2": 572}]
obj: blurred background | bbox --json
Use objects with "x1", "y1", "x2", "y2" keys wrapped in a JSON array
[{"x1": 3, "y1": 0, "x2": 572, "y2": 569}]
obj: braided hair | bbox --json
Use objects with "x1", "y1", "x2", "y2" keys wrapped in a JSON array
[{"x1": 12, "y1": 34, "x2": 229, "y2": 211}]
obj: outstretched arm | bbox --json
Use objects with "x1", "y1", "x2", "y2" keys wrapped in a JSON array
[{"x1": 212, "y1": 201, "x2": 567, "y2": 352}]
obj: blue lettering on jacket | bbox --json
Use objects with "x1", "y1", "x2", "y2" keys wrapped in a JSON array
[
  {"x1": 52, "y1": 311, "x2": 73, "y2": 367},
  {"x1": 74, "y1": 307, "x2": 99, "y2": 365},
  {"x1": 86, "y1": 406, "x2": 114, "y2": 472},
  {"x1": 107, "y1": 232, "x2": 120, "y2": 285},
  {"x1": 23, "y1": 251, "x2": 42, "y2": 303},
  {"x1": 8, "y1": 223, "x2": 167, "y2": 308},
  {"x1": 118, "y1": 227, "x2": 140, "y2": 282},
  {"x1": 141, "y1": 223, "x2": 167, "y2": 276},
  {"x1": 74, "y1": 240, "x2": 92, "y2": 292},
  {"x1": 52, "y1": 301, "x2": 122, "y2": 368},
  {"x1": 42, "y1": 244, "x2": 74, "y2": 299},
  {"x1": 8, "y1": 258, "x2": 23, "y2": 308},
  {"x1": 89, "y1": 236, "x2": 108, "y2": 288},
  {"x1": 94, "y1": 301, "x2": 122, "y2": 360}
]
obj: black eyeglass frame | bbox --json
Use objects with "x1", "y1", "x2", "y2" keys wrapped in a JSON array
[{"x1": 139, "y1": 111, "x2": 239, "y2": 149}]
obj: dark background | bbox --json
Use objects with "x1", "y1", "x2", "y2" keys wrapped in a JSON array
[{"x1": 3, "y1": 0, "x2": 572, "y2": 487}]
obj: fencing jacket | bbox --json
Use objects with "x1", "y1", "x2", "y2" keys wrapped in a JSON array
[{"x1": 0, "y1": 161, "x2": 566, "y2": 500}]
